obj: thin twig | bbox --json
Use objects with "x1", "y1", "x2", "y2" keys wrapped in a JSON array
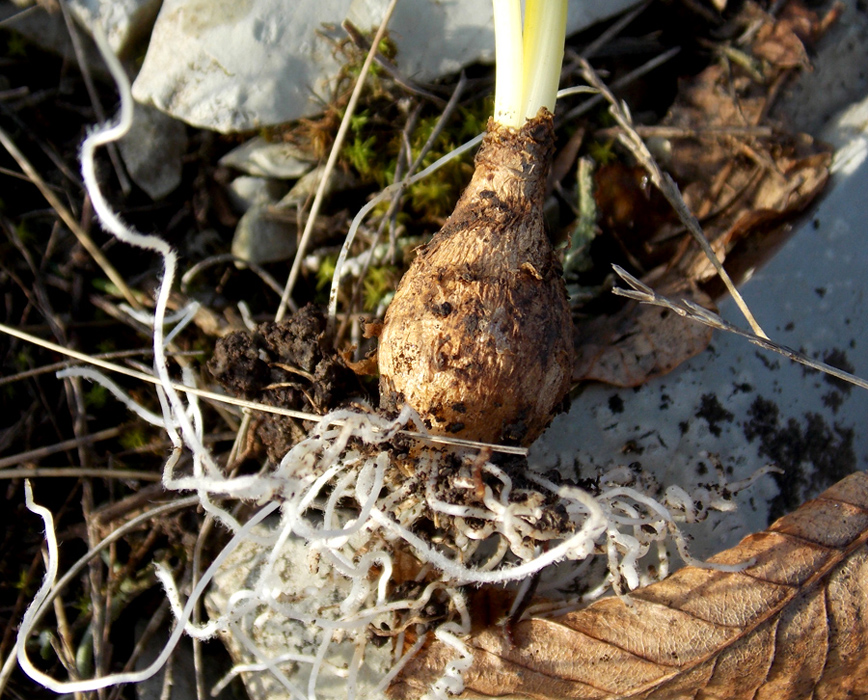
[
  {"x1": 342, "y1": 19, "x2": 448, "y2": 107},
  {"x1": 0, "y1": 348, "x2": 181, "y2": 387},
  {"x1": 580, "y1": 60, "x2": 769, "y2": 339},
  {"x1": 106, "y1": 601, "x2": 171, "y2": 700},
  {"x1": 611, "y1": 265, "x2": 868, "y2": 392},
  {"x1": 0, "y1": 124, "x2": 141, "y2": 310},
  {"x1": 576, "y1": 0, "x2": 652, "y2": 60},
  {"x1": 0, "y1": 467, "x2": 162, "y2": 481},
  {"x1": 274, "y1": 0, "x2": 401, "y2": 323},
  {"x1": 561, "y1": 47, "x2": 680, "y2": 123},
  {"x1": 594, "y1": 124, "x2": 775, "y2": 139},
  {"x1": 180, "y1": 253, "x2": 285, "y2": 298},
  {"x1": 0, "y1": 322, "x2": 528, "y2": 456},
  {"x1": 0, "y1": 427, "x2": 121, "y2": 469}
]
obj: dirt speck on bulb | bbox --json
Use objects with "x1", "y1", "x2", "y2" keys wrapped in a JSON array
[{"x1": 378, "y1": 109, "x2": 574, "y2": 446}]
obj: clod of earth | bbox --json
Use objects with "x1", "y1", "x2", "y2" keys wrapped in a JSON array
[
  {"x1": 378, "y1": 110, "x2": 574, "y2": 446},
  {"x1": 208, "y1": 305, "x2": 361, "y2": 461}
]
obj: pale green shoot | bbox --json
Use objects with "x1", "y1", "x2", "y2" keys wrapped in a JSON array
[{"x1": 492, "y1": 0, "x2": 569, "y2": 129}]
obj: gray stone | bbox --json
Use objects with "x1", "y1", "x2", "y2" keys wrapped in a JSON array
[
  {"x1": 0, "y1": 2, "x2": 99, "y2": 67},
  {"x1": 771, "y1": 1, "x2": 868, "y2": 137},
  {"x1": 2, "y1": 0, "x2": 159, "y2": 63},
  {"x1": 346, "y1": 0, "x2": 641, "y2": 82},
  {"x1": 231, "y1": 204, "x2": 298, "y2": 266},
  {"x1": 134, "y1": 622, "x2": 232, "y2": 700},
  {"x1": 220, "y1": 137, "x2": 315, "y2": 179},
  {"x1": 132, "y1": 0, "x2": 353, "y2": 133},
  {"x1": 226, "y1": 175, "x2": 288, "y2": 213},
  {"x1": 68, "y1": 0, "x2": 162, "y2": 55},
  {"x1": 206, "y1": 523, "x2": 393, "y2": 700},
  {"x1": 278, "y1": 164, "x2": 358, "y2": 210},
  {"x1": 118, "y1": 102, "x2": 187, "y2": 200},
  {"x1": 532, "y1": 91, "x2": 868, "y2": 563}
]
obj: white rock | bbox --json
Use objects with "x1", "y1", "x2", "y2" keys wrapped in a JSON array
[
  {"x1": 206, "y1": 523, "x2": 393, "y2": 700},
  {"x1": 347, "y1": 0, "x2": 641, "y2": 82},
  {"x1": 132, "y1": 0, "x2": 353, "y2": 133},
  {"x1": 68, "y1": 0, "x2": 162, "y2": 55},
  {"x1": 220, "y1": 137, "x2": 315, "y2": 179},
  {"x1": 231, "y1": 205, "x2": 297, "y2": 266},
  {"x1": 278, "y1": 164, "x2": 357, "y2": 209},
  {"x1": 532, "y1": 92, "x2": 868, "y2": 562},
  {"x1": 132, "y1": 0, "x2": 641, "y2": 133}
]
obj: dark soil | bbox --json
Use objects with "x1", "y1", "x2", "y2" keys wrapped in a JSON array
[{"x1": 208, "y1": 304, "x2": 367, "y2": 462}]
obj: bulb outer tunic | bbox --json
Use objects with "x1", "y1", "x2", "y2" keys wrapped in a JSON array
[{"x1": 378, "y1": 110, "x2": 574, "y2": 446}]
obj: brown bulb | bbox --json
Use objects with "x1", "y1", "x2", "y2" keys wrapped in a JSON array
[{"x1": 378, "y1": 110, "x2": 574, "y2": 446}]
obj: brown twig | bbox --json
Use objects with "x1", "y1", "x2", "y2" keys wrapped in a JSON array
[
  {"x1": 561, "y1": 47, "x2": 681, "y2": 124},
  {"x1": 0, "y1": 466, "x2": 161, "y2": 481},
  {"x1": 0, "y1": 322, "x2": 529, "y2": 456},
  {"x1": 0, "y1": 427, "x2": 122, "y2": 469},
  {"x1": 0, "y1": 124, "x2": 141, "y2": 310}
]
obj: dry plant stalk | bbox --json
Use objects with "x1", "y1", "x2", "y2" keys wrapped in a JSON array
[
  {"x1": 379, "y1": 112, "x2": 574, "y2": 445},
  {"x1": 390, "y1": 470, "x2": 868, "y2": 699}
]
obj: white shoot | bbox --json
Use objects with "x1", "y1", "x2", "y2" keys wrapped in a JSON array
[
  {"x1": 492, "y1": 0, "x2": 569, "y2": 128},
  {"x1": 492, "y1": 0, "x2": 524, "y2": 128}
]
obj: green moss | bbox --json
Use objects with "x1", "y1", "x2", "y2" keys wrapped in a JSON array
[
  {"x1": 316, "y1": 254, "x2": 338, "y2": 292},
  {"x1": 363, "y1": 265, "x2": 399, "y2": 311},
  {"x1": 587, "y1": 139, "x2": 618, "y2": 165},
  {"x1": 84, "y1": 383, "x2": 109, "y2": 410},
  {"x1": 4, "y1": 32, "x2": 27, "y2": 58},
  {"x1": 343, "y1": 133, "x2": 379, "y2": 179},
  {"x1": 118, "y1": 427, "x2": 149, "y2": 451},
  {"x1": 13, "y1": 348, "x2": 32, "y2": 371}
]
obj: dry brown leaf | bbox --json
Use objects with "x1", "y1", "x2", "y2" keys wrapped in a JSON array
[
  {"x1": 657, "y1": 1, "x2": 834, "y2": 289},
  {"x1": 572, "y1": 279, "x2": 714, "y2": 387},
  {"x1": 570, "y1": 1, "x2": 832, "y2": 388},
  {"x1": 390, "y1": 470, "x2": 868, "y2": 699}
]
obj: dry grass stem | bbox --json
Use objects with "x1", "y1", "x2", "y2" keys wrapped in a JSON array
[
  {"x1": 274, "y1": 0, "x2": 400, "y2": 322},
  {"x1": 561, "y1": 47, "x2": 680, "y2": 123},
  {"x1": 0, "y1": 466, "x2": 162, "y2": 481},
  {"x1": 580, "y1": 59, "x2": 769, "y2": 339},
  {"x1": 0, "y1": 322, "x2": 528, "y2": 456},
  {"x1": 0, "y1": 426, "x2": 122, "y2": 469},
  {"x1": 595, "y1": 124, "x2": 776, "y2": 139},
  {"x1": 612, "y1": 265, "x2": 868, "y2": 391},
  {"x1": 573, "y1": 0, "x2": 652, "y2": 61},
  {"x1": 0, "y1": 124, "x2": 140, "y2": 310}
]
